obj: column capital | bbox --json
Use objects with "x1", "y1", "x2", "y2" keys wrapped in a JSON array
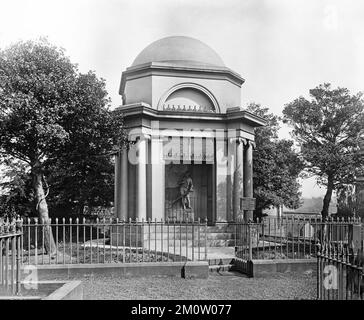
[
  {"x1": 229, "y1": 137, "x2": 247, "y2": 145},
  {"x1": 138, "y1": 133, "x2": 151, "y2": 140},
  {"x1": 129, "y1": 133, "x2": 151, "y2": 142},
  {"x1": 245, "y1": 140, "x2": 256, "y2": 149}
]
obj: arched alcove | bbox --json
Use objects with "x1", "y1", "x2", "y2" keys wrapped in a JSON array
[{"x1": 158, "y1": 83, "x2": 220, "y2": 113}]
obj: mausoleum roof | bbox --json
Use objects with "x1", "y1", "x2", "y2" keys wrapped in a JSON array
[{"x1": 131, "y1": 36, "x2": 225, "y2": 68}]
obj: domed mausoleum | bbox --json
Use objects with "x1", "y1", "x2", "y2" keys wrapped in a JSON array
[{"x1": 114, "y1": 36, "x2": 266, "y2": 224}]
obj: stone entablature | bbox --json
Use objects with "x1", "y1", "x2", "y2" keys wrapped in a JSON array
[{"x1": 119, "y1": 62, "x2": 243, "y2": 113}]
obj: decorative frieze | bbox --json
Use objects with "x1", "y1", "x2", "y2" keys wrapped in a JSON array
[{"x1": 162, "y1": 104, "x2": 215, "y2": 113}]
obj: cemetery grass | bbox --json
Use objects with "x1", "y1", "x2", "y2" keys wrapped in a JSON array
[{"x1": 22, "y1": 242, "x2": 176, "y2": 264}]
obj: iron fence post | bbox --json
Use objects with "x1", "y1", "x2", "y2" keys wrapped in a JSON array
[
  {"x1": 16, "y1": 235, "x2": 21, "y2": 295},
  {"x1": 248, "y1": 223, "x2": 252, "y2": 261},
  {"x1": 205, "y1": 218, "x2": 207, "y2": 261}
]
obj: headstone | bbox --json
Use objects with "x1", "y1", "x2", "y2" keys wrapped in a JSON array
[{"x1": 349, "y1": 223, "x2": 362, "y2": 251}]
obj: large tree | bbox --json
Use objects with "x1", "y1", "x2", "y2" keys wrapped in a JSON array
[
  {"x1": 0, "y1": 39, "x2": 124, "y2": 254},
  {"x1": 283, "y1": 83, "x2": 364, "y2": 219},
  {"x1": 247, "y1": 103, "x2": 303, "y2": 218},
  {"x1": 45, "y1": 72, "x2": 125, "y2": 215}
]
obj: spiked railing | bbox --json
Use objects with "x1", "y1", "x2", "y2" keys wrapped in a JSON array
[
  {"x1": 317, "y1": 239, "x2": 364, "y2": 300},
  {"x1": 0, "y1": 217, "x2": 22, "y2": 296},
  {"x1": 20, "y1": 217, "x2": 208, "y2": 265},
  {"x1": 234, "y1": 216, "x2": 362, "y2": 260}
]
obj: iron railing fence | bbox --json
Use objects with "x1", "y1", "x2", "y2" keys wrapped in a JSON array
[
  {"x1": 235, "y1": 217, "x2": 362, "y2": 260},
  {"x1": 317, "y1": 243, "x2": 364, "y2": 300},
  {"x1": 0, "y1": 218, "x2": 22, "y2": 296},
  {"x1": 21, "y1": 218, "x2": 208, "y2": 265}
]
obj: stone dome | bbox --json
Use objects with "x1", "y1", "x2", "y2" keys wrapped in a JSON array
[{"x1": 131, "y1": 36, "x2": 225, "y2": 68}]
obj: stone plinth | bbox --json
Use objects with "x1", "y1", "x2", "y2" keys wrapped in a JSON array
[{"x1": 110, "y1": 224, "x2": 146, "y2": 248}]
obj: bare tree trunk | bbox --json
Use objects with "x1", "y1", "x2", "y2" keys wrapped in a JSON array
[
  {"x1": 32, "y1": 169, "x2": 56, "y2": 256},
  {"x1": 322, "y1": 176, "x2": 334, "y2": 220}
]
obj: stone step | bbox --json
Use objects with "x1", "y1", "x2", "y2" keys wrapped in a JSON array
[
  {"x1": 207, "y1": 232, "x2": 235, "y2": 240},
  {"x1": 111, "y1": 225, "x2": 239, "y2": 248},
  {"x1": 208, "y1": 264, "x2": 233, "y2": 272},
  {"x1": 117, "y1": 224, "x2": 237, "y2": 233},
  {"x1": 138, "y1": 238, "x2": 235, "y2": 248},
  {"x1": 145, "y1": 232, "x2": 235, "y2": 241},
  {"x1": 208, "y1": 258, "x2": 235, "y2": 266},
  {"x1": 206, "y1": 225, "x2": 237, "y2": 233},
  {"x1": 162, "y1": 239, "x2": 236, "y2": 247},
  {"x1": 207, "y1": 239, "x2": 236, "y2": 247}
]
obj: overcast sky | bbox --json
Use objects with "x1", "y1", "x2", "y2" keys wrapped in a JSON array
[{"x1": 1, "y1": 0, "x2": 363, "y2": 197}]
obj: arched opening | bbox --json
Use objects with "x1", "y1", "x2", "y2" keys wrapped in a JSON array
[
  {"x1": 164, "y1": 88, "x2": 215, "y2": 112},
  {"x1": 158, "y1": 83, "x2": 220, "y2": 113}
]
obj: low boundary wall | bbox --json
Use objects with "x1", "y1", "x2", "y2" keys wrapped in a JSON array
[
  {"x1": 232, "y1": 258, "x2": 316, "y2": 277},
  {"x1": 21, "y1": 261, "x2": 209, "y2": 280}
]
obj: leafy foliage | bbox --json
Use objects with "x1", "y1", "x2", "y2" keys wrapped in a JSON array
[
  {"x1": 246, "y1": 103, "x2": 303, "y2": 217},
  {"x1": 0, "y1": 156, "x2": 33, "y2": 217},
  {"x1": 283, "y1": 83, "x2": 364, "y2": 218},
  {"x1": 44, "y1": 71, "x2": 125, "y2": 214},
  {"x1": 0, "y1": 39, "x2": 125, "y2": 219},
  {"x1": 0, "y1": 39, "x2": 77, "y2": 165}
]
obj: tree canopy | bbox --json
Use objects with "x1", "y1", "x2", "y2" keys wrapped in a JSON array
[
  {"x1": 247, "y1": 103, "x2": 303, "y2": 218},
  {"x1": 0, "y1": 39, "x2": 125, "y2": 252},
  {"x1": 283, "y1": 83, "x2": 364, "y2": 219},
  {"x1": 44, "y1": 71, "x2": 125, "y2": 215}
]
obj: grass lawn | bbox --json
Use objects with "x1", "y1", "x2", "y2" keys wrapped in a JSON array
[{"x1": 50, "y1": 271, "x2": 316, "y2": 300}]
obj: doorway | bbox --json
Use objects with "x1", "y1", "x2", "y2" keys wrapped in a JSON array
[{"x1": 164, "y1": 163, "x2": 214, "y2": 222}]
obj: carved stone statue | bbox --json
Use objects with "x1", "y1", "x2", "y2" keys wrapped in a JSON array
[{"x1": 177, "y1": 171, "x2": 194, "y2": 210}]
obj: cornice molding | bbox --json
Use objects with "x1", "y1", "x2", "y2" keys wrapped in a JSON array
[
  {"x1": 114, "y1": 103, "x2": 267, "y2": 127},
  {"x1": 119, "y1": 62, "x2": 244, "y2": 95}
]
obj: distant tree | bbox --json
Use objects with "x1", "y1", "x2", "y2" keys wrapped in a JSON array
[
  {"x1": 0, "y1": 39, "x2": 124, "y2": 254},
  {"x1": 283, "y1": 83, "x2": 364, "y2": 219},
  {"x1": 247, "y1": 103, "x2": 303, "y2": 219}
]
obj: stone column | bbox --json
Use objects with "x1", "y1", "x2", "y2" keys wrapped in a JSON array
[
  {"x1": 120, "y1": 146, "x2": 128, "y2": 220},
  {"x1": 114, "y1": 151, "x2": 121, "y2": 218},
  {"x1": 136, "y1": 135, "x2": 148, "y2": 221},
  {"x1": 226, "y1": 132, "x2": 236, "y2": 221},
  {"x1": 151, "y1": 136, "x2": 165, "y2": 220},
  {"x1": 233, "y1": 138, "x2": 244, "y2": 221},
  {"x1": 215, "y1": 131, "x2": 227, "y2": 222},
  {"x1": 244, "y1": 141, "x2": 254, "y2": 221}
]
